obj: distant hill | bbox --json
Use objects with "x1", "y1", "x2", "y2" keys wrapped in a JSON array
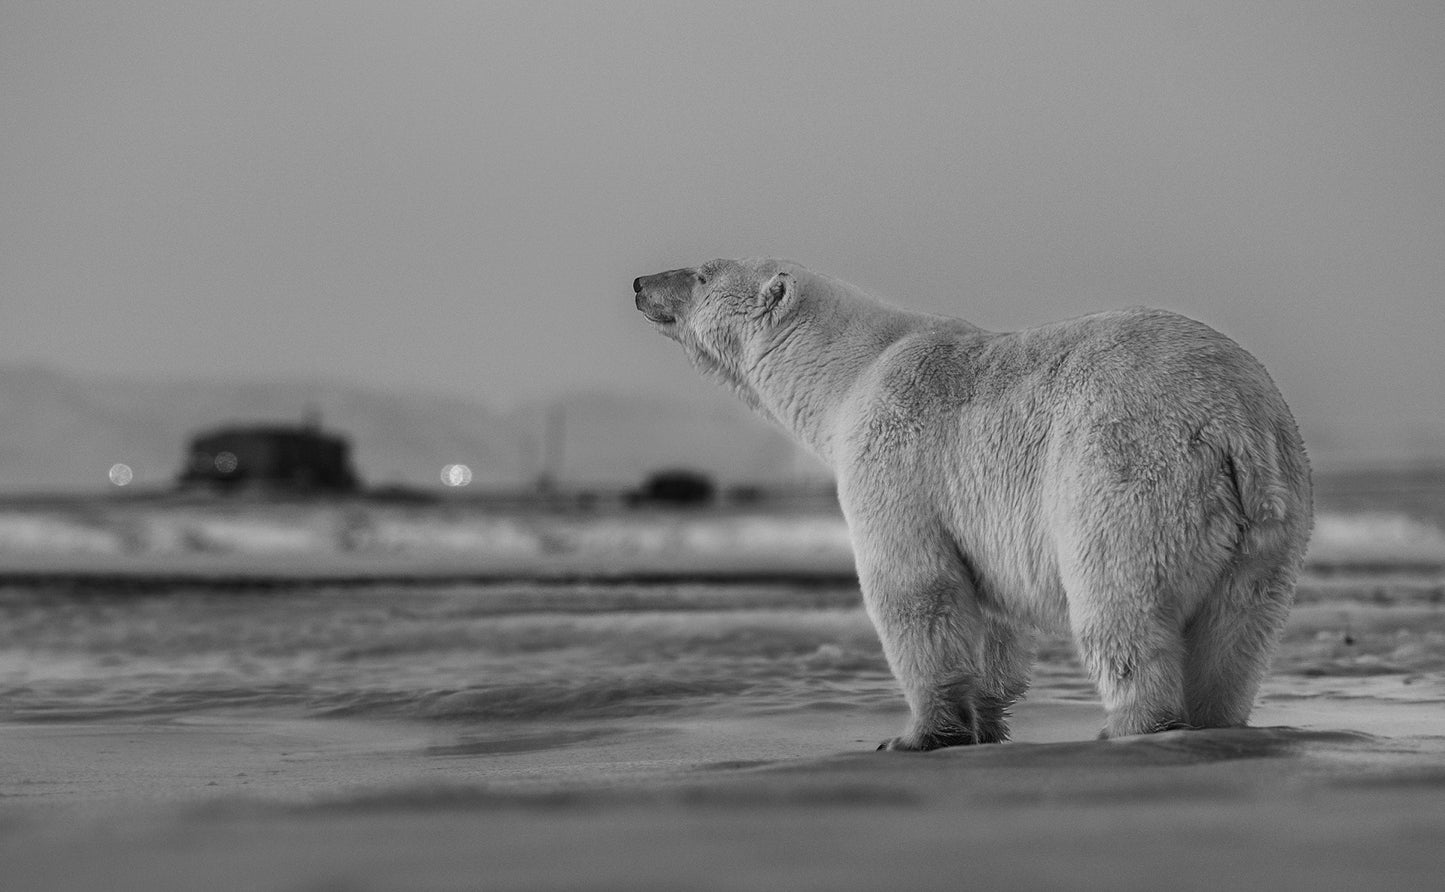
[
  {"x1": 0, "y1": 365, "x2": 826, "y2": 494},
  {"x1": 3, "y1": 364, "x2": 1432, "y2": 495}
]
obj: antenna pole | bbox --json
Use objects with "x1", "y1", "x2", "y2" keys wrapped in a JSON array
[{"x1": 538, "y1": 403, "x2": 565, "y2": 494}]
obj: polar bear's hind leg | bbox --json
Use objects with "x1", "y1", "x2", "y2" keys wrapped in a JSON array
[
  {"x1": 1182, "y1": 555, "x2": 1298, "y2": 728},
  {"x1": 1070, "y1": 599, "x2": 1191, "y2": 739},
  {"x1": 1182, "y1": 433, "x2": 1309, "y2": 728},
  {"x1": 1057, "y1": 506, "x2": 1197, "y2": 739}
]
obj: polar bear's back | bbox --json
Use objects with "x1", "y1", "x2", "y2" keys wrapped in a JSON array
[
  {"x1": 857, "y1": 306, "x2": 1301, "y2": 479},
  {"x1": 1019, "y1": 307, "x2": 1306, "y2": 518}
]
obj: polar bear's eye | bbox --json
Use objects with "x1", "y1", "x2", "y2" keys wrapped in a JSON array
[{"x1": 696, "y1": 273, "x2": 707, "y2": 285}]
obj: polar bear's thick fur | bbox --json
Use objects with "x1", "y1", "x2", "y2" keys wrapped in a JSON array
[{"x1": 634, "y1": 258, "x2": 1312, "y2": 749}]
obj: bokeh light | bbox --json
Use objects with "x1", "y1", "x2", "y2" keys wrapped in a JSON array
[
  {"x1": 441, "y1": 463, "x2": 472, "y2": 487},
  {"x1": 108, "y1": 463, "x2": 133, "y2": 486},
  {"x1": 214, "y1": 451, "x2": 239, "y2": 474}
]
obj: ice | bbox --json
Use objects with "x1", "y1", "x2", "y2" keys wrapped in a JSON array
[
  {"x1": 0, "y1": 501, "x2": 1438, "y2": 570},
  {"x1": 1308, "y1": 511, "x2": 1445, "y2": 563},
  {"x1": 0, "y1": 512, "x2": 123, "y2": 554}
]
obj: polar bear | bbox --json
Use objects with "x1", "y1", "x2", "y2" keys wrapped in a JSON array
[{"x1": 633, "y1": 258, "x2": 1312, "y2": 749}]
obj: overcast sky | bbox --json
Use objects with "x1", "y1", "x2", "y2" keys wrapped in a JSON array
[{"x1": 3, "y1": 2, "x2": 1442, "y2": 455}]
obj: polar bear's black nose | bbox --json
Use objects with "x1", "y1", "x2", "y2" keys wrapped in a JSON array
[{"x1": 632, "y1": 277, "x2": 642, "y2": 294}]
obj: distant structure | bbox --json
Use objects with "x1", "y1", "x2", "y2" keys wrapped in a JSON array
[
  {"x1": 629, "y1": 468, "x2": 716, "y2": 507},
  {"x1": 177, "y1": 415, "x2": 360, "y2": 493}
]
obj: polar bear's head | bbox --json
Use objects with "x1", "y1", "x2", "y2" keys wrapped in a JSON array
[{"x1": 633, "y1": 258, "x2": 801, "y2": 405}]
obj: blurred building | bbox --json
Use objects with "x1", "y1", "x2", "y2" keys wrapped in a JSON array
[
  {"x1": 629, "y1": 468, "x2": 716, "y2": 507},
  {"x1": 178, "y1": 419, "x2": 360, "y2": 493}
]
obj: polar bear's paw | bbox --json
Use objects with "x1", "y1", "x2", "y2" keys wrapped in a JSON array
[
  {"x1": 1096, "y1": 719, "x2": 1199, "y2": 740},
  {"x1": 876, "y1": 731, "x2": 972, "y2": 752},
  {"x1": 877, "y1": 695, "x2": 1015, "y2": 750},
  {"x1": 876, "y1": 720, "x2": 1010, "y2": 751}
]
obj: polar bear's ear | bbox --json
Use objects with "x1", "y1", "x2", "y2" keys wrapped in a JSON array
[{"x1": 759, "y1": 272, "x2": 795, "y2": 315}]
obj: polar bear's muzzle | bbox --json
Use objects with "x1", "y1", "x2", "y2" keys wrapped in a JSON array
[{"x1": 633, "y1": 268, "x2": 696, "y2": 326}]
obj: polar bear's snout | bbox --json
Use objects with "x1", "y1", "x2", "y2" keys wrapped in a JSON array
[{"x1": 633, "y1": 267, "x2": 696, "y2": 326}]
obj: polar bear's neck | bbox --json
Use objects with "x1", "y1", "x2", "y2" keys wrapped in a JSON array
[{"x1": 744, "y1": 273, "x2": 936, "y2": 466}]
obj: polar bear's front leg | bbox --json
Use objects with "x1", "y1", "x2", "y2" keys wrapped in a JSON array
[
  {"x1": 862, "y1": 576, "x2": 1004, "y2": 750},
  {"x1": 849, "y1": 521, "x2": 1006, "y2": 751}
]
